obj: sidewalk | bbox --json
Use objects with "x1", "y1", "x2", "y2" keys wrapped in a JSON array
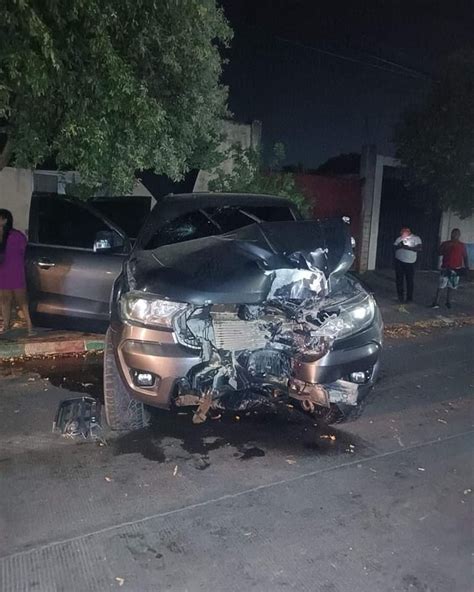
[
  {"x1": 1, "y1": 270, "x2": 473, "y2": 361},
  {"x1": 359, "y1": 269, "x2": 474, "y2": 325},
  {"x1": 0, "y1": 326, "x2": 104, "y2": 360}
]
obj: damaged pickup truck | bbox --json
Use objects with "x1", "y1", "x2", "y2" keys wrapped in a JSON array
[{"x1": 105, "y1": 193, "x2": 383, "y2": 431}]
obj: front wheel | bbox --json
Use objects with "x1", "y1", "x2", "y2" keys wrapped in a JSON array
[
  {"x1": 103, "y1": 328, "x2": 149, "y2": 431},
  {"x1": 311, "y1": 403, "x2": 366, "y2": 424}
]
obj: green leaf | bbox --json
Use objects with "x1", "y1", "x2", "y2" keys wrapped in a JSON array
[
  {"x1": 394, "y1": 50, "x2": 474, "y2": 217},
  {"x1": 0, "y1": 0, "x2": 232, "y2": 193}
]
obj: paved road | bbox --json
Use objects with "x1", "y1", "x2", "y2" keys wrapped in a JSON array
[{"x1": 0, "y1": 328, "x2": 473, "y2": 592}]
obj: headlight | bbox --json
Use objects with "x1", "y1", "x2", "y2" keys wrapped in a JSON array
[
  {"x1": 120, "y1": 292, "x2": 188, "y2": 328},
  {"x1": 317, "y1": 292, "x2": 376, "y2": 340},
  {"x1": 337, "y1": 292, "x2": 375, "y2": 338}
]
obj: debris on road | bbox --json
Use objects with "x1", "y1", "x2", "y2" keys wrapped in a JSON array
[
  {"x1": 115, "y1": 577, "x2": 125, "y2": 586},
  {"x1": 52, "y1": 396, "x2": 105, "y2": 443},
  {"x1": 385, "y1": 316, "x2": 474, "y2": 339},
  {"x1": 173, "y1": 465, "x2": 178, "y2": 476}
]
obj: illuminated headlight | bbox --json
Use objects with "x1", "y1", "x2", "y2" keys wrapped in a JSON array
[
  {"x1": 337, "y1": 293, "x2": 376, "y2": 339},
  {"x1": 120, "y1": 292, "x2": 187, "y2": 328},
  {"x1": 319, "y1": 292, "x2": 376, "y2": 340}
]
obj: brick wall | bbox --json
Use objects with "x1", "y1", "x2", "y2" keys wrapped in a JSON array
[{"x1": 294, "y1": 173, "x2": 363, "y2": 266}]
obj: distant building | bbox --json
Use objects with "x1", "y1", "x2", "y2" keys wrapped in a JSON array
[{"x1": 193, "y1": 119, "x2": 262, "y2": 192}]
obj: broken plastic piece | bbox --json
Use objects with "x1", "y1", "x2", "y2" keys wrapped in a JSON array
[
  {"x1": 192, "y1": 391, "x2": 213, "y2": 424},
  {"x1": 52, "y1": 396, "x2": 105, "y2": 442}
]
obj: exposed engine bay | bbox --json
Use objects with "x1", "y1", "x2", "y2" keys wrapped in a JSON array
[{"x1": 173, "y1": 267, "x2": 371, "y2": 422}]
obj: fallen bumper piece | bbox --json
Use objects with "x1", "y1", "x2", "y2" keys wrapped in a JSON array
[{"x1": 53, "y1": 397, "x2": 105, "y2": 443}]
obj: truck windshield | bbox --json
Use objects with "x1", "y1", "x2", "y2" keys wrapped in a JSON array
[{"x1": 145, "y1": 205, "x2": 295, "y2": 249}]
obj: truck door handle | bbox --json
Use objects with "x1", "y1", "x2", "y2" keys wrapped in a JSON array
[{"x1": 37, "y1": 259, "x2": 56, "y2": 269}]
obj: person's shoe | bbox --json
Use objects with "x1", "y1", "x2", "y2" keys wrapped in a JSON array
[
  {"x1": 445, "y1": 302, "x2": 451, "y2": 309},
  {"x1": 430, "y1": 303, "x2": 440, "y2": 309}
]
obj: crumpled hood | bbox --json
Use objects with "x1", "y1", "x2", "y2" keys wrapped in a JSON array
[{"x1": 126, "y1": 219, "x2": 354, "y2": 305}]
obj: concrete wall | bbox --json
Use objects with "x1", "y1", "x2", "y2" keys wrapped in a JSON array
[
  {"x1": 440, "y1": 211, "x2": 474, "y2": 266},
  {"x1": 0, "y1": 167, "x2": 34, "y2": 234},
  {"x1": 359, "y1": 146, "x2": 401, "y2": 271},
  {"x1": 193, "y1": 120, "x2": 262, "y2": 192}
]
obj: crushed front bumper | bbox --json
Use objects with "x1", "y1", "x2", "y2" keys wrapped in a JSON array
[{"x1": 111, "y1": 315, "x2": 383, "y2": 411}]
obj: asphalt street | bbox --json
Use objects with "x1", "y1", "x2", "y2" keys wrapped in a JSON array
[{"x1": 0, "y1": 327, "x2": 473, "y2": 592}]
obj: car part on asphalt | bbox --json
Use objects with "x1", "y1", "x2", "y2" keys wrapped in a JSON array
[{"x1": 52, "y1": 396, "x2": 105, "y2": 442}]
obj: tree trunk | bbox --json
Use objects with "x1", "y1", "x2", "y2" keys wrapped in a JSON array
[{"x1": 0, "y1": 135, "x2": 12, "y2": 171}]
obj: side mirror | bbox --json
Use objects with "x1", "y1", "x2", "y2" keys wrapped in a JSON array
[
  {"x1": 93, "y1": 230, "x2": 126, "y2": 253},
  {"x1": 93, "y1": 238, "x2": 112, "y2": 253}
]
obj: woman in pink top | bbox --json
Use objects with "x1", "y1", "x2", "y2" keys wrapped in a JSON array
[{"x1": 0, "y1": 209, "x2": 34, "y2": 334}]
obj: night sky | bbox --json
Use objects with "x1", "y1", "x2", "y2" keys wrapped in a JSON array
[{"x1": 220, "y1": 0, "x2": 474, "y2": 168}]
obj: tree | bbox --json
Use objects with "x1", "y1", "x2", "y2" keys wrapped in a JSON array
[
  {"x1": 394, "y1": 51, "x2": 474, "y2": 218},
  {"x1": 208, "y1": 142, "x2": 310, "y2": 215},
  {"x1": 0, "y1": 0, "x2": 231, "y2": 192}
]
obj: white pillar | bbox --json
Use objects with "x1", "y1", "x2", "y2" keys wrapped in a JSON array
[{"x1": 359, "y1": 145, "x2": 377, "y2": 271}]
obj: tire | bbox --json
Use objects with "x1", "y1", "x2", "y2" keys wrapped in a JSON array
[
  {"x1": 103, "y1": 328, "x2": 149, "y2": 431},
  {"x1": 311, "y1": 403, "x2": 345, "y2": 425}
]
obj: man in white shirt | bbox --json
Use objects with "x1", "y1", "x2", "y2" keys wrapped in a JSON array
[{"x1": 393, "y1": 227, "x2": 422, "y2": 303}]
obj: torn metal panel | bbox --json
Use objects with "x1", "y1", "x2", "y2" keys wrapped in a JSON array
[
  {"x1": 127, "y1": 219, "x2": 353, "y2": 305},
  {"x1": 288, "y1": 378, "x2": 329, "y2": 408},
  {"x1": 266, "y1": 267, "x2": 328, "y2": 301}
]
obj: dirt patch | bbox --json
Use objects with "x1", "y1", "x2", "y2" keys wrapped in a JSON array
[{"x1": 384, "y1": 316, "x2": 474, "y2": 339}]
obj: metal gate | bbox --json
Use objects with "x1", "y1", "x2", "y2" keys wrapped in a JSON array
[{"x1": 376, "y1": 171, "x2": 441, "y2": 269}]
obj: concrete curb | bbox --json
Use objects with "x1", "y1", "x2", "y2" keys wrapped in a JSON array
[{"x1": 0, "y1": 337, "x2": 104, "y2": 360}]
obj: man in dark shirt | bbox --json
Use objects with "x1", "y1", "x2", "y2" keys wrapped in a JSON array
[{"x1": 431, "y1": 228, "x2": 469, "y2": 309}]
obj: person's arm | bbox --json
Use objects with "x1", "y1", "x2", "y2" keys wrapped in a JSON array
[
  {"x1": 406, "y1": 244, "x2": 422, "y2": 252},
  {"x1": 13, "y1": 231, "x2": 27, "y2": 262},
  {"x1": 401, "y1": 239, "x2": 422, "y2": 252},
  {"x1": 393, "y1": 237, "x2": 403, "y2": 251},
  {"x1": 462, "y1": 244, "x2": 469, "y2": 270}
]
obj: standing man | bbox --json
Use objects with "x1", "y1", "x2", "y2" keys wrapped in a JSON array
[
  {"x1": 393, "y1": 227, "x2": 423, "y2": 303},
  {"x1": 431, "y1": 228, "x2": 469, "y2": 309}
]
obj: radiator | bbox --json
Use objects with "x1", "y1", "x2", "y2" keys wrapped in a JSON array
[{"x1": 210, "y1": 311, "x2": 268, "y2": 352}]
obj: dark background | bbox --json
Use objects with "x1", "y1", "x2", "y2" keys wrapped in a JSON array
[{"x1": 220, "y1": 0, "x2": 474, "y2": 168}]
